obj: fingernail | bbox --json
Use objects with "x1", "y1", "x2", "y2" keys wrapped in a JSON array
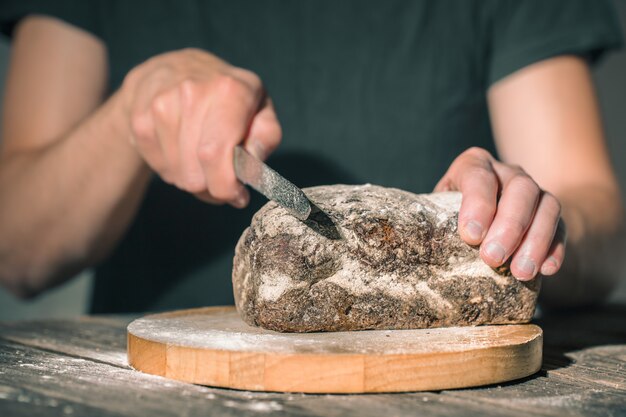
[
  {"x1": 250, "y1": 140, "x2": 267, "y2": 161},
  {"x1": 540, "y1": 257, "x2": 559, "y2": 276},
  {"x1": 465, "y1": 220, "x2": 484, "y2": 241},
  {"x1": 516, "y1": 257, "x2": 536, "y2": 279},
  {"x1": 484, "y1": 242, "x2": 505, "y2": 264},
  {"x1": 232, "y1": 188, "x2": 249, "y2": 209}
]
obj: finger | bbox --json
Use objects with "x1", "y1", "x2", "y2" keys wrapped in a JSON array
[
  {"x1": 480, "y1": 169, "x2": 541, "y2": 268},
  {"x1": 243, "y1": 96, "x2": 282, "y2": 161},
  {"x1": 197, "y1": 76, "x2": 262, "y2": 207},
  {"x1": 128, "y1": 71, "x2": 176, "y2": 176},
  {"x1": 193, "y1": 190, "x2": 225, "y2": 205},
  {"x1": 509, "y1": 192, "x2": 562, "y2": 280},
  {"x1": 151, "y1": 89, "x2": 182, "y2": 185},
  {"x1": 177, "y1": 83, "x2": 209, "y2": 193},
  {"x1": 445, "y1": 148, "x2": 499, "y2": 245},
  {"x1": 540, "y1": 218, "x2": 567, "y2": 276},
  {"x1": 433, "y1": 177, "x2": 454, "y2": 192}
]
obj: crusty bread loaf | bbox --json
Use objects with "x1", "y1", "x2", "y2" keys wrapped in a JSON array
[{"x1": 232, "y1": 184, "x2": 540, "y2": 332}]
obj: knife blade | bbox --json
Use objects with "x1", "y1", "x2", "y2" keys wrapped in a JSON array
[
  {"x1": 233, "y1": 145, "x2": 311, "y2": 220},
  {"x1": 233, "y1": 145, "x2": 341, "y2": 240}
]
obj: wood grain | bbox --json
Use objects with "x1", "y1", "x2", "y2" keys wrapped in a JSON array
[
  {"x1": 126, "y1": 306, "x2": 543, "y2": 393},
  {"x1": 0, "y1": 315, "x2": 130, "y2": 367},
  {"x1": 0, "y1": 339, "x2": 534, "y2": 417},
  {"x1": 1, "y1": 304, "x2": 624, "y2": 417}
]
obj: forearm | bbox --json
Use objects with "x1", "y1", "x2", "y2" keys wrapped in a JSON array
[
  {"x1": 0, "y1": 91, "x2": 150, "y2": 297},
  {"x1": 540, "y1": 185, "x2": 625, "y2": 308}
]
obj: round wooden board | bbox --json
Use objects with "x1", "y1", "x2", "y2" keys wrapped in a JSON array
[{"x1": 127, "y1": 306, "x2": 542, "y2": 393}]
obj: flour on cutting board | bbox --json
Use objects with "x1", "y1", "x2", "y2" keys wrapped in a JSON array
[{"x1": 127, "y1": 309, "x2": 538, "y2": 355}]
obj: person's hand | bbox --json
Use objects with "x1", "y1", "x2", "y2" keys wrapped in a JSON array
[
  {"x1": 121, "y1": 48, "x2": 281, "y2": 208},
  {"x1": 435, "y1": 147, "x2": 566, "y2": 281}
]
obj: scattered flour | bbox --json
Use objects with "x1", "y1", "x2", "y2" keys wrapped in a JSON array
[
  {"x1": 258, "y1": 273, "x2": 301, "y2": 302},
  {"x1": 421, "y1": 192, "x2": 462, "y2": 213},
  {"x1": 439, "y1": 258, "x2": 511, "y2": 287},
  {"x1": 324, "y1": 258, "x2": 414, "y2": 298},
  {"x1": 224, "y1": 400, "x2": 283, "y2": 412},
  {"x1": 127, "y1": 309, "x2": 541, "y2": 355}
]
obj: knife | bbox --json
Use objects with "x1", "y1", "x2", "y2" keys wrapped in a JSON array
[{"x1": 233, "y1": 145, "x2": 341, "y2": 239}]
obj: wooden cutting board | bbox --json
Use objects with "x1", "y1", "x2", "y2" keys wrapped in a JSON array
[{"x1": 127, "y1": 306, "x2": 542, "y2": 393}]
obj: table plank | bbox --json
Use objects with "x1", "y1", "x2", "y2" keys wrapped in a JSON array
[
  {"x1": 1, "y1": 339, "x2": 542, "y2": 417},
  {"x1": 550, "y1": 346, "x2": 626, "y2": 390},
  {"x1": 0, "y1": 316, "x2": 132, "y2": 367},
  {"x1": 441, "y1": 355, "x2": 625, "y2": 417},
  {"x1": 1, "y1": 304, "x2": 625, "y2": 417},
  {"x1": 436, "y1": 305, "x2": 626, "y2": 416}
]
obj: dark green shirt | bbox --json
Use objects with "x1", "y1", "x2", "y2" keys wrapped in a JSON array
[{"x1": 1, "y1": 1, "x2": 622, "y2": 313}]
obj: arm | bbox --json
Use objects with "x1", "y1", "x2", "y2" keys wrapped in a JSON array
[
  {"x1": 436, "y1": 57, "x2": 624, "y2": 307},
  {"x1": 488, "y1": 55, "x2": 624, "y2": 308},
  {"x1": 436, "y1": 55, "x2": 623, "y2": 308},
  {"x1": 0, "y1": 16, "x2": 148, "y2": 297},
  {"x1": 0, "y1": 16, "x2": 281, "y2": 298}
]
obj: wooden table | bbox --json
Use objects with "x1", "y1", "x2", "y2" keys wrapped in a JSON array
[{"x1": 1, "y1": 304, "x2": 624, "y2": 417}]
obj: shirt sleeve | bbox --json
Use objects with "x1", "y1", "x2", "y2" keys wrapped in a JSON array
[
  {"x1": 487, "y1": 0, "x2": 623, "y2": 86},
  {"x1": 0, "y1": 0, "x2": 103, "y2": 41}
]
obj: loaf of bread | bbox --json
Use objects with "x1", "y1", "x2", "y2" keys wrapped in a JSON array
[{"x1": 232, "y1": 184, "x2": 540, "y2": 332}]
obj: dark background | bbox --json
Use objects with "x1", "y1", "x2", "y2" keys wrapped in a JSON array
[{"x1": 1, "y1": 1, "x2": 625, "y2": 320}]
